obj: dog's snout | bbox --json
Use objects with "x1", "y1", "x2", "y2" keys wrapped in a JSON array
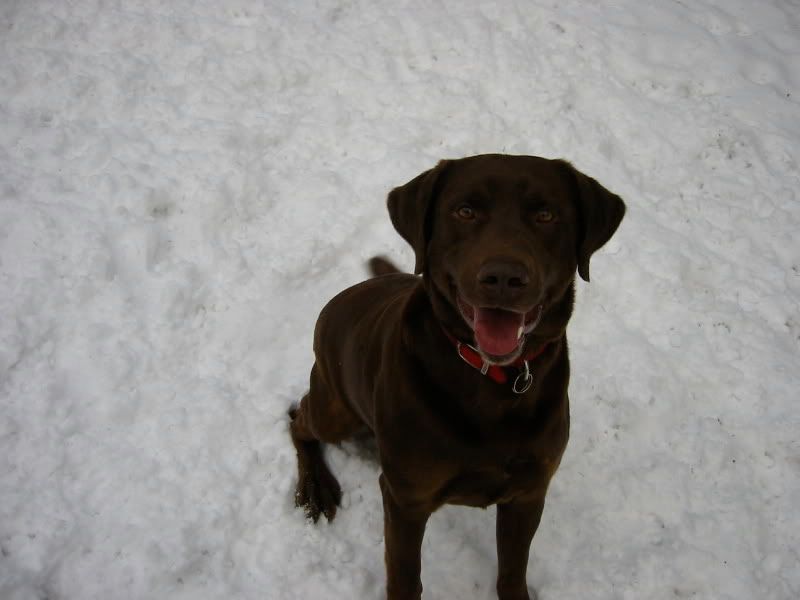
[{"x1": 477, "y1": 259, "x2": 529, "y2": 294}]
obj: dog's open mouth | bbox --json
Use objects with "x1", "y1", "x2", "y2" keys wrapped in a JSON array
[{"x1": 456, "y1": 295, "x2": 543, "y2": 361}]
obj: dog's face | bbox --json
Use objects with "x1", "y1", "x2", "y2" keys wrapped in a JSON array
[{"x1": 388, "y1": 154, "x2": 625, "y2": 364}]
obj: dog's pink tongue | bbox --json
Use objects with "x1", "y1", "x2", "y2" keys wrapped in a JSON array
[{"x1": 474, "y1": 308, "x2": 524, "y2": 356}]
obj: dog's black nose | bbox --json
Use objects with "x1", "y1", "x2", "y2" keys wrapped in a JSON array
[{"x1": 477, "y1": 259, "x2": 529, "y2": 293}]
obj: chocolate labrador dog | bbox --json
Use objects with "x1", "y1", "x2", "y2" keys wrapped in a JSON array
[{"x1": 289, "y1": 154, "x2": 625, "y2": 599}]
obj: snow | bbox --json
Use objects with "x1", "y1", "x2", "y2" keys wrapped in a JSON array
[{"x1": 1, "y1": 0, "x2": 798, "y2": 598}]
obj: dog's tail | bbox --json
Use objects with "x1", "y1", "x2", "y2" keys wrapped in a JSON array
[{"x1": 367, "y1": 256, "x2": 402, "y2": 277}]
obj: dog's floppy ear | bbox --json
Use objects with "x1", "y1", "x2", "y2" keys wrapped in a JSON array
[
  {"x1": 387, "y1": 160, "x2": 450, "y2": 274},
  {"x1": 561, "y1": 161, "x2": 626, "y2": 282}
]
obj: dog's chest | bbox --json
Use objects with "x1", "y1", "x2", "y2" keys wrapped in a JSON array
[{"x1": 437, "y1": 446, "x2": 559, "y2": 508}]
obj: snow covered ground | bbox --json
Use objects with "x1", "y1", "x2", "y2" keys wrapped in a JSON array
[{"x1": 1, "y1": 0, "x2": 798, "y2": 598}]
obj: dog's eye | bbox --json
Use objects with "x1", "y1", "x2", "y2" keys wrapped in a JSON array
[
  {"x1": 535, "y1": 210, "x2": 554, "y2": 223},
  {"x1": 454, "y1": 205, "x2": 476, "y2": 221}
]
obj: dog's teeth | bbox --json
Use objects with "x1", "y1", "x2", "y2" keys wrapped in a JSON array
[{"x1": 517, "y1": 325, "x2": 524, "y2": 339}]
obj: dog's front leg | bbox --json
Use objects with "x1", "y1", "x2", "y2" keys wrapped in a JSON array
[
  {"x1": 495, "y1": 498, "x2": 546, "y2": 600},
  {"x1": 380, "y1": 474, "x2": 431, "y2": 600}
]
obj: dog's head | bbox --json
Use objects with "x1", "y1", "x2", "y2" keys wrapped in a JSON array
[{"x1": 388, "y1": 154, "x2": 625, "y2": 365}]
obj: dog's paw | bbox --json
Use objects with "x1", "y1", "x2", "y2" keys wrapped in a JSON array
[
  {"x1": 295, "y1": 462, "x2": 342, "y2": 522},
  {"x1": 497, "y1": 584, "x2": 537, "y2": 600}
]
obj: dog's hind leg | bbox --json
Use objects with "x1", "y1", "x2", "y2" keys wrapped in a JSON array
[
  {"x1": 289, "y1": 364, "x2": 362, "y2": 522},
  {"x1": 289, "y1": 400, "x2": 342, "y2": 522}
]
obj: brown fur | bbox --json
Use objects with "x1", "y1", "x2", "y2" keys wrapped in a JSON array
[{"x1": 290, "y1": 154, "x2": 625, "y2": 599}]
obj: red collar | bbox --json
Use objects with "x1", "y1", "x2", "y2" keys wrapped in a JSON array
[{"x1": 441, "y1": 329, "x2": 548, "y2": 392}]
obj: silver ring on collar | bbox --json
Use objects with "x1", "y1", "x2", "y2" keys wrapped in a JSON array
[{"x1": 512, "y1": 361, "x2": 533, "y2": 394}]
